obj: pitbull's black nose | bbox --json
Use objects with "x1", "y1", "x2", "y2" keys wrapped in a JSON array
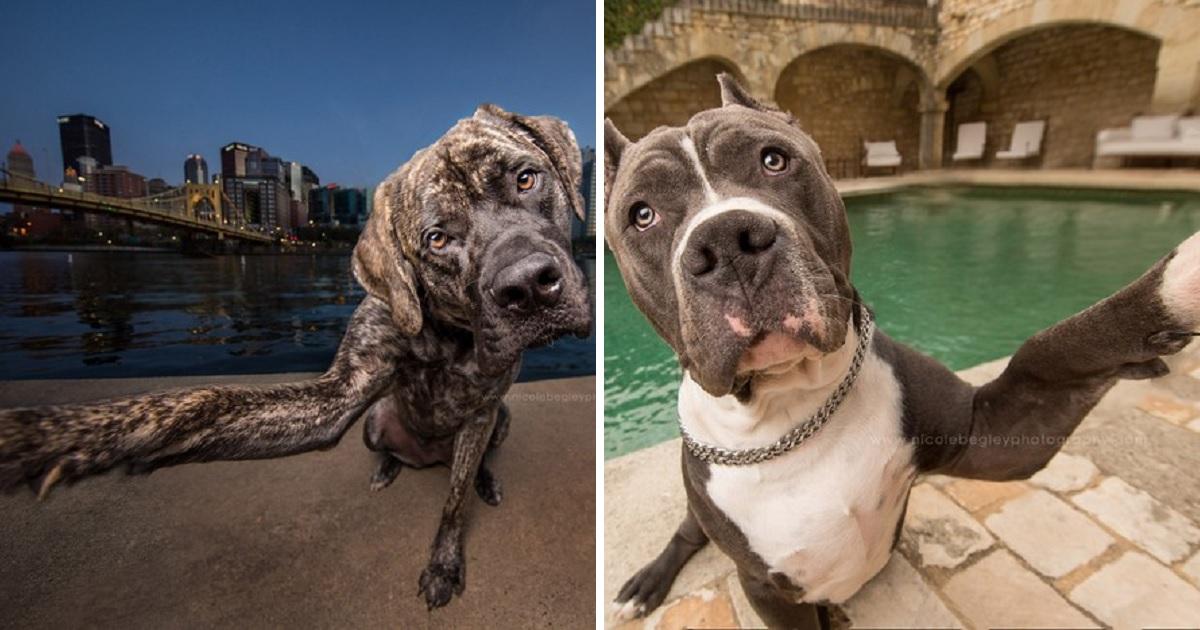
[
  {"x1": 491, "y1": 253, "x2": 563, "y2": 310},
  {"x1": 682, "y1": 210, "x2": 778, "y2": 277}
]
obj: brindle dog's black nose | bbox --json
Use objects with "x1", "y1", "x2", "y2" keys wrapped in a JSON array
[
  {"x1": 682, "y1": 210, "x2": 778, "y2": 277},
  {"x1": 491, "y1": 253, "x2": 563, "y2": 310}
]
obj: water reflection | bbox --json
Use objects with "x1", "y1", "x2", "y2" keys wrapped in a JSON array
[{"x1": 0, "y1": 251, "x2": 595, "y2": 381}]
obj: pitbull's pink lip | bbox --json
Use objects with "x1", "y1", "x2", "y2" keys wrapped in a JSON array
[
  {"x1": 725, "y1": 314, "x2": 754, "y2": 338},
  {"x1": 737, "y1": 332, "x2": 811, "y2": 373}
]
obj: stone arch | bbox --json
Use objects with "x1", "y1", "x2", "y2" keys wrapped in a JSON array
[
  {"x1": 605, "y1": 9, "x2": 932, "y2": 107},
  {"x1": 773, "y1": 44, "x2": 933, "y2": 177},
  {"x1": 940, "y1": 21, "x2": 1162, "y2": 167},
  {"x1": 939, "y1": 20, "x2": 1159, "y2": 90},
  {"x1": 936, "y1": 0, "x2": 1199, "y2": 111},
  {"x1": 605, "y1": 56, "x2": 745, "y2": 140}
]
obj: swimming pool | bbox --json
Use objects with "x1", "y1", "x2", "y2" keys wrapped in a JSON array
[{"x1": 603, "y1": 186, "x2": 1200, "y2": 459}]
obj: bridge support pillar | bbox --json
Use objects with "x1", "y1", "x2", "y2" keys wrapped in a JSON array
[{"x1": 919, "y1": 93, "x2": 948, "y2": 170}]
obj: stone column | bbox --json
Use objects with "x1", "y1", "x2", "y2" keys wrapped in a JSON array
[
  {"x1": 1150, "y1": 40, "x2": 1200, "y2": 113},
  {"x1": 919, "y1": 93, "x2": 949, "y2": 170}
]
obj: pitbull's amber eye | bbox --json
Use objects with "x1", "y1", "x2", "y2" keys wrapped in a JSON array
[
  {"x1": 516, "y1": 169, "x2": 539, "y2": 193},
  {"x1": 630, "y1": 203, "x2": 659, "y2": 231},
  {"x1": 761, "y1": 148, "x2": 789, "y2": 174},
  {"x1": 426, "y1": 229, "x2": 450, "y2": 251}
]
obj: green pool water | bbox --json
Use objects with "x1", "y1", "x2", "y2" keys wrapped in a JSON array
[{"x1": 603, "y1": 186, "x2": 1200, "y2": 459}]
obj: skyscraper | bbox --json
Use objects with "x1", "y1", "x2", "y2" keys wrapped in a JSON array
[
  {"x1": 220, "y1": 141, "x2": 292, "y2": 231},
  {"x1": 184, "y1": 154, "x2": 208, "y2": 185},
  {"x1": 57, "y1": 114, "x2": 112, "y2": 176}
]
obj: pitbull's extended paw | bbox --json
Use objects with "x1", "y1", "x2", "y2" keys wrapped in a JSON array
[
  {"x1": 612, "y1": 560, "x2": 676, "y2": 620},
  {"x1": 474, "y1": 465, "x2": 503, "y2": 506},
  {"x1": 418, "y1": 556, "x2": 466, "y2": 610},
  {"x1": 1161, "y1": 231, "x2": 1200, "y2": 329},
  {"x1": 368, "y1": 454, "x2": 403, "y2": 492}
]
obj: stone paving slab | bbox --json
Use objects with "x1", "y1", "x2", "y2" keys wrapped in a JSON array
[
  {"x1": 943, "y1": 550, "x2": 1099, "y2": 629},
  {"x1": 1029, "y1": 452, "x2": 1099, "y2": 493},
  {"x1": 942, "y1": 478, "x2": 1028, "y2": 513},
  {"x1": 842, "y1": 553, "x2": 960, "y2": 629},
  {"x1": 900, "y1": 484, "x2": 994, "y2": 569},
  {"x1": 1072, "y1": 477, "x2": 1200, "y2": 564},
  {"x1": 1070, "y1": 551, "x2": 1200, "y2": 630},
  {"x1": 1183, "y1": 551, "x2": 1200, "y2": 588},
  {"x1": 984, "y1": 490, "x2": 1114, "y2": 578}
]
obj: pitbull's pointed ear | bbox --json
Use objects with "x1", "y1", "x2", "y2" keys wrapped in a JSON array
[
  {"x1": 475, "y1": 104, "x2": 585, "y2": 222},
  {"x1": 717, "y1": 72, "x2": 769, "y2": 111},
  {"x1": 604, "y1": 118, "x2": 630, "y2": 204},
  {"x1": 352, "y1": 176, "x2": 422, "y2": 336}
]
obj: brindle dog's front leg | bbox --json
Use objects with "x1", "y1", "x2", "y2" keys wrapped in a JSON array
[
  {"x1": 419, "y1": 407, "x2": 498, "y2": 609},
  {"x1": 473, "y1": 402, "x2": 509, "y2": 506},
  {"x1": 0, "y1": 297, "x2": 403, "y2": 496}
]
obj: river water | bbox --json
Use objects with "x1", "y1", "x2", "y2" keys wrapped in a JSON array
[{"x1": 0, "y1": 251, "x2": 595, "y2": 382}]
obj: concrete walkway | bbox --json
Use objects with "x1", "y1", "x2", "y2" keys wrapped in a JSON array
[
  {"x1": 0, "y1": 374, "x2": 596, "y2": 629},
  {"x1": 605, "y1": 344, "x2": 1200, "y2": 630}
]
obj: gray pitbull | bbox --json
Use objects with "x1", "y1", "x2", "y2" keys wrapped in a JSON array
[
  {"x1": 0, "y1": 104, "x2": 591, "y2": 610},
  {"x1": 606, "y1": 74, "x2": 1199, "y2": 629}
]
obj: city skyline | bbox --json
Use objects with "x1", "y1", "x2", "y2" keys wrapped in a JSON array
[{"x1": 1, "y1": 0, "x2": 595, "y2": 189}]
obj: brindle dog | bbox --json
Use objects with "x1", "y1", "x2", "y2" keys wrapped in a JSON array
[{"x1": 0, "y1": 104, "x2": 591, "y2": 610}]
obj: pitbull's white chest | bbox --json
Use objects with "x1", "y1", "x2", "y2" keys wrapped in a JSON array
[{"x1": 679, "y1": 350, "x2": 914, "y2": 604}]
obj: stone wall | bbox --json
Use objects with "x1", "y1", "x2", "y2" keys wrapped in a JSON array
[
  {"x1": 938, "y1": 0, "x2": 1037, "y2": 59},
  {"x1": 605, "y1": 58, "x2": 732, "y2": 140},
  {"x1": 775, "y1": 46, "x2": 922, "y2": 176},
  {"x1": 946, "y1": 25, "x2": 1160, "y2": 168},
  {"x1": 604, "y1": 3, "x2": 935, "y2": 105}
]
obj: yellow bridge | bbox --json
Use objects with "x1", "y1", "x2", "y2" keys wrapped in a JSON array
[{"x1": 0, "y1": 168, "x2": 274, "y2": 244}]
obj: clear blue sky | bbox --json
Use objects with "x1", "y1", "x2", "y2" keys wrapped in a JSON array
[{"x1": 1, "y1": 0, "x2": 595, "y2": 188}]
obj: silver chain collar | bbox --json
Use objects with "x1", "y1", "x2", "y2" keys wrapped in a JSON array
[{"x1": 679, "y1": 309, "x2": 874, "y2": 467}]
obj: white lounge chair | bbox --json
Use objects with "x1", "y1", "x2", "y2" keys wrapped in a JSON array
[
  {"x1": 1095, "y1": 115, "x2": 1200, "y2": 161},
  {"x1": 863, "y1": 141, "x2": 901, "y2": 174},
  {"x1": 996, "y1": 121, "x2": 1045, "y2": 161},
  {"x1": 951, "y1": 122, "x2": 986, "y2": 162}
]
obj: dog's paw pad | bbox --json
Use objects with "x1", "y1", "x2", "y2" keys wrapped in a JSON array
[{"x1": 1161, "y1": 231, "x2": 1200, "y2": 327}]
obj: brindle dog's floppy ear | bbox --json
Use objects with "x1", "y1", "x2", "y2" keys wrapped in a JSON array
[
  {"x1": 474, "y1": 104, "x2": 586, "y2": 222},
  {"x1": 604, "y1": 118, "x2": 630, "y2": 209},
  {"x1": 352, "y1": 176, "x2": 423, "y2": 336}
]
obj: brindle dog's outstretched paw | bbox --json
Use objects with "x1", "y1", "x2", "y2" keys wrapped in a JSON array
[
  {"x1": 418, "y1": 557, "x2": 465, "y2": 610},
  {"x1": 612, "y1": 561, "x2": 674, "y2": 620},
  {"x1": 368, "y1": 454, "x2": 403, "y2": 492},
  {"x1": 474, "y1": 465, "x2": 503, "y2": 506}
]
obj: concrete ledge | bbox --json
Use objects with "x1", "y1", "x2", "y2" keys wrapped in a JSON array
[
  {"x1": 835, "y1": 168, "x2": 1200, "y2": 198},
  {"x1": 0, "y1": 374, "x2": 596, "y2": 628}
]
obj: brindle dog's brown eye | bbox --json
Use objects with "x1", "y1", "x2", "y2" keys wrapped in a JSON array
[
  {"x1": 516, "y1": 169, "x2": 538, "y2": 192},
  {"x1": 631, "y1": 203, "x2": 659, "y2": 231},
  {"x1": 762, "y1": 148, "x2": 788, "y2": 174},
  {"x1": 427, "y1": 229, "x2": 449, "y2": 251}
]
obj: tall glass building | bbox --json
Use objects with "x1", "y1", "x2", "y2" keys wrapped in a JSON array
[{"x1": 57, "y1": 114, "x2": 113, "y2": 176}]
